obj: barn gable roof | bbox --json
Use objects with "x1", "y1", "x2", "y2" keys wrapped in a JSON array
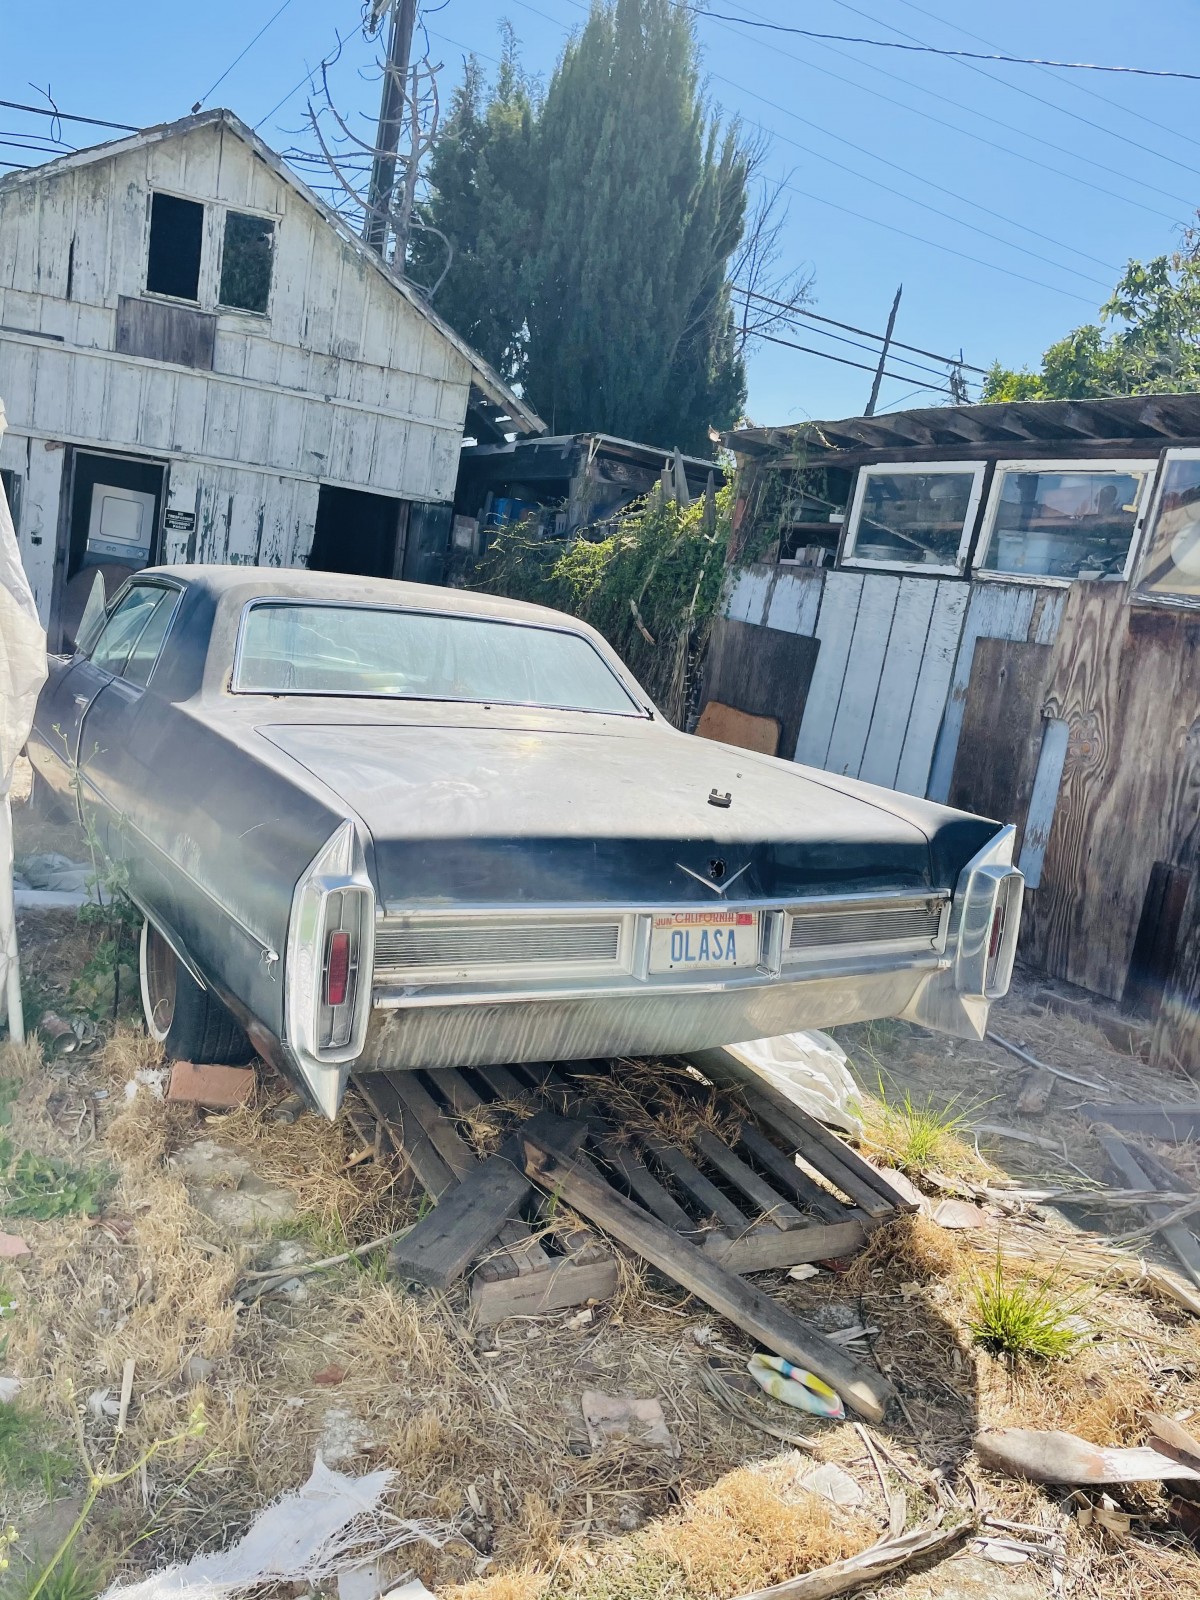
[{"x1": 0, "y1": 107, "x2": 543, "y2": 437}]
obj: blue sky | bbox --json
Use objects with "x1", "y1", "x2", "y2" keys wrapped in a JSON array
[{"x1": 4, "y1": 0, "x2": 1198, "y2": 425}]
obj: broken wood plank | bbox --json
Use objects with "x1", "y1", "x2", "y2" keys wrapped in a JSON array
[
  {"x1": 731, "y1": 1517, "x2": 971, "y2": 1599},
  {"x1": 354, "y1": 1074, "x2": 456, "y2": 1200},
  {"x1": 1101, "y1": 1135, "x2": 1200, "y2": 1290},
  {"x1": 389, "y1": 1155, "x2": 532, "y2": 1289},
  {"x1": 643, "y1": 1136, "x2": 752, "y2": 1234},
  {"x1": 383, "y1": 1072, "x2": 476, "y2": 1181},
  {"x1": 692, "y1": 1126, "x2": 805, "y2": 1230},
  {"x1": 703, "y1": 1220, "x2": 868, "y2": 1274},
  {"x1": 731, "y1": 1086, "x2": 899, "y2": 1217},
  {"x1": 475, "y1": 1063, "x2": 529, "y2": 1101},
  {"x1": 425, "y1": 1067, "x2": 484, "y2": 1113},
  {"x1": 521, "y1": 1126, "x2": 893, "y2": 1421},
  {"x1": 737, "y1": 1124, "x2": 853, "y2": 1224},
  {"x1": 1081, "y1": 1103, "x2": 1200, "y2": 1143},
  {"x1": 471, "y1": 1255, "x2": 620, "y2": 1325},
  {"x1": 598, "y1": 1137, "x2": 697, "y2": 1233}
]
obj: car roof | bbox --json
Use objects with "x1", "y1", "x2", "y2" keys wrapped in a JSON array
[{"x1": 144, "y1": 564, "x2": 575, "y2": 628}]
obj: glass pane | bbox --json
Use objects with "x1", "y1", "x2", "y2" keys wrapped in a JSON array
[
  {"x1": 982, "y1": 468, "x2": 1148, "y2": 579},
  {"x1": 90, "y1": 588, "x2": 169, "y2": 677},
  {"x1": 1136, "y1": 455, "x2": 1200, "y2": 602},
  {"x1": 123, "y1": 592, "x2": 179, "y2": 687},
  {"x1": 219, "y1": 211, "x2": 274, "y2": 313},
  {"x1": 236, "y1": 605, "x2": 641, "y2": 714},
  {"x1": 849, "y1": 470, "x2": 977, "y2": 567}
]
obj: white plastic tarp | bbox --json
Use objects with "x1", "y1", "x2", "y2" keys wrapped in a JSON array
[
  {"x1": 0, "y1": 398, "x2": 49, "y2": 1041},
  {"x1": 688, "y1": 1029, "x2": 865, "y2": 1135}
]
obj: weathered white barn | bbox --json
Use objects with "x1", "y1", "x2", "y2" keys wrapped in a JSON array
[{"x1": 0, "y1": 108, "x2": 541, "y2": 645}]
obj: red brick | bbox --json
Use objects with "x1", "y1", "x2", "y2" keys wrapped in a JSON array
[{"x1": 166, "y1": 1061, "x2": 255, "y2": 1110}]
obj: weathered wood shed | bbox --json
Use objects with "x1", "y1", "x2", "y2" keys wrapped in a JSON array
[
  {"x1": 0, "y1": 108, "x2": 541, "y2": 645},
  {"x1": 713, "y1": 395, "x2": 1200, "y2": 1071}
]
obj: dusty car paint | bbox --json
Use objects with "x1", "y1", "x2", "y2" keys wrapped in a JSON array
[{"x1": 27, "y1": 565, "x2": 1023, "y2": 1116}]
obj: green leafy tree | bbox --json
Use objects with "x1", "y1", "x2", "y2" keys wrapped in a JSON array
[
  {"x1": 408, "y1": 27, "x2": 538, "y2": 386},
  {"x1": 414, "y1": 0, "x2": 749, "y2": 453},
  {"x1": 984, "y1": 231, "x2": 1200, "y2": 401}
]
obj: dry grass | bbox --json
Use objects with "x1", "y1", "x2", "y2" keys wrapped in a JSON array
[{"x1": 4, "y1": 957, "x2": 1200, "y2": 1600}]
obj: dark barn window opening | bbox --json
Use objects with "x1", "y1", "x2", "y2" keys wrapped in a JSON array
[
  {"x1": 146, "y1": 193, "x2": 204, "y2": 302},
  {"x1": 307, "y1": 485, "x2": 407, "y2": 580},
  {"x1": 220, "y1": 210, "x2": 275, "y2": 314}
]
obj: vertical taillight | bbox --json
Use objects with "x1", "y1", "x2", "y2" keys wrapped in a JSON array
[{"x1": 324, "y1": 930, "x2": 351, "y2": 1008}]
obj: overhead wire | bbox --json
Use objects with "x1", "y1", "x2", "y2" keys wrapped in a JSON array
[
  {"x1": 195, "y1": 0, "x2": 300, "y2": 109},
  {"x1": 0, "y1": 100, "x2": 138, "y2": 132},
  {"x1": 893, "y1": 0, "x2": 1200, "y2": 157},
  {"x1": 750, "y1": 328, "x2": 953, "y2": 390},
  {"x1": 731, "y1": 290, "x2": 959, "y2": 382},
  {"x1": 673, "y1": 5, "x2": 1200, "y2": 82},
  {"x1": 732, "y1": 285, "x2": 988, "y2": 372},
  {"x1": 822, "y1": 0, "x2": 1200, "y2": 184},
  {"x1": 688, "y1": 0, "x2": 1189, "y2": 224},
  {"x1": 718, "y1": 81, "x2": 1116, "y2": 290}
]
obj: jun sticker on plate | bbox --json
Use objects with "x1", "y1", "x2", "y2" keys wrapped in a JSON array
[{"x1": 650, "y1": 909, "x2": 759, "y2": 973}]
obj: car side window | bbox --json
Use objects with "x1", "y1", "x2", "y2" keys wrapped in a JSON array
[
  {"x1": 123, "y1": 590, "x2": 180, "y2": 688},
  {"x1": 88, "y1": 586, "x2": 172, "y2": 679}
]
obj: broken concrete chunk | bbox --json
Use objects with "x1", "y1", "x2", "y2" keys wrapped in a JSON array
[
  {"x1": 799, "y1": 1462, "x2": 864, "y2": 1508},
  {"x1": 169, "y1": 1140, "x2": 294, "y2": 1231}
]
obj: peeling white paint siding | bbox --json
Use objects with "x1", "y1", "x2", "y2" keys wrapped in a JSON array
[{"x1": 0, "y1": 117, "x2": 484, "y2": 624}]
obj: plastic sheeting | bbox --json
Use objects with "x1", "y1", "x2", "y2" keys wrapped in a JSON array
[
  {"x1": 97, "y1": 1456, "x2": 454, "y2": 1600},
  {"x1": 0, "y1": 399, "x2": 49, "y2": 1038}
]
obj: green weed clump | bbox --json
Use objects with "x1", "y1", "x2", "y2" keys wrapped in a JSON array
[
  {"x1": 873, "y1": 1078, "x2": 972, "y2": 1172},
  {"x1": 968, "y1": 1251, "x2": 1084, "y2": 1361},
  {"x1": 1, "y1": 1153, "x2": 109, "y2": 1222}
]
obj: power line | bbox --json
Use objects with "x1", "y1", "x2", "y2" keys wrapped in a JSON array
[
  {"x1": 720, "y1": 82, "x2": 1115, "y2": 291},
  {"x1": 675, "y1": 5, "x2": 1200, "y2": 81},
  {"x1": 823, "y1": 0, "x2": 1200, "y2": 185},
  {"x1": 733, "y1": 285, "x2": 988, "y2": 373},
  {"x1": 694, "y1": 0, "x2": 1188, "y2": 224},
  {"x1": 893, "y1": 0, "x2": 1200, "y2": 158},
  {"x1": 720, "y1": 72, "x2": 1118, "y2": 278},
  {"x1": 0, "y1": 100, "x2": 138, "y2": 132},
  {"x1": 751, "y1": 327, "x2": 954, "y2": 390},
  {"x1": 731, "y1": 290, "x2": 958, "y2": 382},
  {"x1": 195, "y1": 0, "x2": 300, "y2": 109}
]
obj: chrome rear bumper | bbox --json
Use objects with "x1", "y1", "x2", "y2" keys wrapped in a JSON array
[{"x1": 362, "y1": 958, "x2": 952, "y2": 1072}]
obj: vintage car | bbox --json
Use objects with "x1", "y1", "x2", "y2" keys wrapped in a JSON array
[{"x1": 26, "y1": 566, "x2": 1023, "y2": 1117}]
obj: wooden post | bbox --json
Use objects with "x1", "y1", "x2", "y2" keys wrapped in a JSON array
[{"x1": 864, "y1": 285, "x2": 902, "y2": 416}]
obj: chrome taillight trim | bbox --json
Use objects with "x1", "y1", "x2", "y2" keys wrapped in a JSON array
[
  {"x1": 286, "y1": 821, "x2": 376, "y2": 1084},
  {"x1": 951, "y1": 826, "x2": 1023, "y2": 1000},
  {"x1": 782, "y1": 896, "x2": 947, "y2": 964}
]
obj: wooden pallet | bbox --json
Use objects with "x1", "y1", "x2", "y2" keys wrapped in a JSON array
[{"x1": 351, "y1": 1057, "x2": 912, "y2": 1325}]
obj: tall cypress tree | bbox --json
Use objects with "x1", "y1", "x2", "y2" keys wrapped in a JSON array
[
  {"x1": 415, "y1": 0, "x2": 748, "y2": 454},
  {"x1": 409, "y1": 27, "x2": 538, "y2": 388}
]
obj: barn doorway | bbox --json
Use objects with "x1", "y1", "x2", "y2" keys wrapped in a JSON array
[
  {"x1": 307, "y1": 485, "x2": 408, "y2": 580},
  {"x1": 60, "y1": 450, "x2": 167, "y2": 650}
]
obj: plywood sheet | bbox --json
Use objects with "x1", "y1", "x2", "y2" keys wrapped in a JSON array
[
  {"x1": 701, "y1": 615, "x2": 818, "y2": 761},
  {"x1": 948, "y1": 638, "x2": 1053, "y2": 853},
  {"x1": 695, "y1": 701, "x2": 780, "y2": 755}
]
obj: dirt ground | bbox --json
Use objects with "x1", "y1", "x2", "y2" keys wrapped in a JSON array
[{"x1": 2, "y1": 772, "x2": 1200, "y2": 1600}]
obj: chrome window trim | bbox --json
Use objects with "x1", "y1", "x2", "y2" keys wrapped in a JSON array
[{"x1": 227, "y1": 596, "x2": 650, "y2": 717}]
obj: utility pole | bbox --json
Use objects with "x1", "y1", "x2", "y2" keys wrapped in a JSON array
[
  {"x1": 864, "y1": 283, "x2": 902, "y2": 416},
  {"x1": 364, "y1": 0, "x2": 418, "y2": 258}
]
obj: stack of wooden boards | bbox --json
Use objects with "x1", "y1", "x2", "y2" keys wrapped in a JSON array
[{"x1": 350, "y1": 1057, "x2": 912, "y2": 1422}]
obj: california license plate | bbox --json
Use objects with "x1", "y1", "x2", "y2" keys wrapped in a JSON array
[{"x1": 650, "y1": 910, "x2": 760, "y2": 973}]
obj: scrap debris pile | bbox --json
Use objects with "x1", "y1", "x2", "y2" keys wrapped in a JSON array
[{"x1": 2, "y1": 923, "x2": 1200, "y2": 1598}]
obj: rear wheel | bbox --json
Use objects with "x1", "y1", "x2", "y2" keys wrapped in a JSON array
[{"x1": 138, "y1": 920, "x2": 255, "y2": 1065}]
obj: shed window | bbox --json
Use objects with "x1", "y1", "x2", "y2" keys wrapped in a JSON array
[
  {"x1": 842, "y1": 462, "x2": 984, "y2": 574},
  {"x1": 146, "y1": 193, "x2": 203, "y2": 302},
  {"x1": 978, "y1": 460, "x2": 1153, "y2": 582},
  {"x1": 219, "y1": 210, "x2": 275, "y2": 313},
  {"x1": 1134, "y1": 449, "x2": 1200, "y2": 607}
]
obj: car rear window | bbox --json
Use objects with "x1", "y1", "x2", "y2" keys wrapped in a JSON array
[{"x1": 233, "y1": 603, "x2": 643, "y2": 714}]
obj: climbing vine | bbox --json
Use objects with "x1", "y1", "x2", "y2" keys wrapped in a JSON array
[{"x1": 471, "y1": 485, "x2": 740, "y2": 725}]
